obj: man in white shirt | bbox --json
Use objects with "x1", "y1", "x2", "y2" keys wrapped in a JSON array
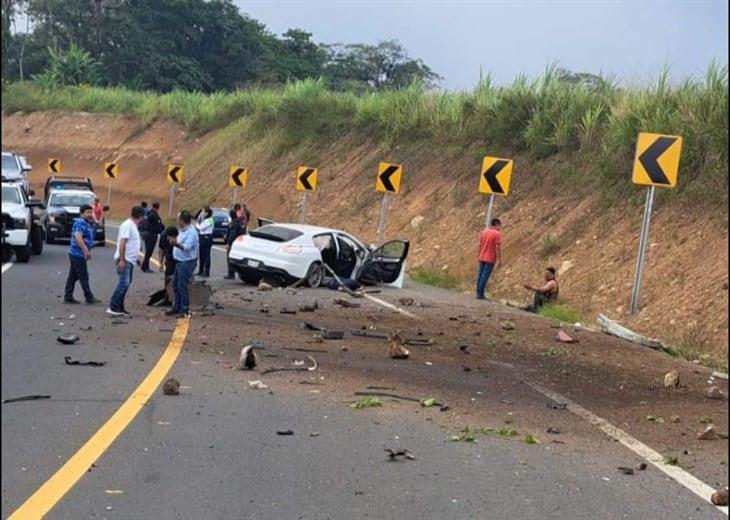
[{"x1": 107, "y1": 206, "x2": 144, "y2": 316}]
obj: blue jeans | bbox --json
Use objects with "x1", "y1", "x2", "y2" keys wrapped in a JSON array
[
  {"x1": 172, "y1": 259, "x2": 196, "y2": 313},
  {"x1": 110, "y1": 261, "x2": 134, "y2": 311},
  {"x1": 476, "y1": 261, "x2": 495, "y2": 298},
  {"x1": 65, "y1": 253, "x2": 94, "y2": 302}
]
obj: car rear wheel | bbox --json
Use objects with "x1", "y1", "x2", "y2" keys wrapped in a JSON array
[
  {"x1": 305, "y1": 262, "x2": 324, "y2": 288},
  {"x1": 237, "y1": 268, "x2": 262, "y2": 285},
  {"x1": 14, "y1": 242, "x2": 31, "y2": 263}
]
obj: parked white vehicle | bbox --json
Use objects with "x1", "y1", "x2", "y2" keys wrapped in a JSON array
[
  {"x1": 228, "y1": 221, "x2": 409, "y2": 288},
  {"x1": 1, "y1": 152, "x2": 31, "y2": 192},
  {"x1": 1, "y1": 181, "x2": 45, "y2": 262}
]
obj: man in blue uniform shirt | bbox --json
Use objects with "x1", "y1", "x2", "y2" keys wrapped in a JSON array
[{"x1": 64, "y1": 204, "x2": 101, "y2": 304}]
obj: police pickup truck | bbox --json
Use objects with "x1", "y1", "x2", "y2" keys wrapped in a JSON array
[{"x1": 1, "y1": 180, "x2": 45, "y2": 262}]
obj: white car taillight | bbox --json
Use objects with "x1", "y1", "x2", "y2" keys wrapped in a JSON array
[{"x1": 279, "y1": 245, "x2": 303, "y2": 255}]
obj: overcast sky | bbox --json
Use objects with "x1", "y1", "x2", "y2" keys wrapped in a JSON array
[{"x1": 237, "y1": 0, "x2": 729, "y2": 90}]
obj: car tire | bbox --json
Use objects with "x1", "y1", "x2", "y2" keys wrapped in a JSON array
[
  {"x1": 305, "y1": 262, "x2": 324, "y2": 288},
  {"x1": 237, "y1": 268, "x2": 261, "y2": 285},
  {"x1": 14, "y1": 242, "x2": 31, "y2": 263},
  {"x1": 31, "y1": 226, "x2": 43, "y2": 255}
]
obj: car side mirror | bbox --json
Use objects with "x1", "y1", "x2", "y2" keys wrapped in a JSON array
[
  {"x1": 28, "y1": 189, "x2": 35, "y2": 196},
  {"x1": 103, "y1": 205, "x2": 110, "y2": 211}
]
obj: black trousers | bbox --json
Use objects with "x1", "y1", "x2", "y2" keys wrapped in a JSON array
[
  {"x1": 141, "y1": 233, "x2": 159, "y2": 270},
  {"x1": 198, "y1": 235, "x2": 212, "y2": 276},
  {"x1": 64, "y1": 253, "x2": 94, "y2": 301}
]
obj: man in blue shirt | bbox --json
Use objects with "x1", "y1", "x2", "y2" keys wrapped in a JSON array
[
  {"x1": 166, "y1": 210, "x2": 199, "y2": 317},
  {"x1": 64, "y1": 204, "x2": 101, "y2": 304}
]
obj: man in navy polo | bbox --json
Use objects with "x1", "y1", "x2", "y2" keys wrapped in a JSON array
[{"x1": 64, "y1": 204, "x2": 101, "y2": 304}]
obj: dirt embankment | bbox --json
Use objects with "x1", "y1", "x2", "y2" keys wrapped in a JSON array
[{"x1": 2, "y1": 111, "x2": 727, "y2": 364}]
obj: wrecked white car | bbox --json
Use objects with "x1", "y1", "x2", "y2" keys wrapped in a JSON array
[{"x1": 227, "y1": 222, "x2": 408, "y2": 288}]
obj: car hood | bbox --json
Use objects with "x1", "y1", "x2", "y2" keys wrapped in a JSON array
[
  {"x1": 48, "y1": 206, "x2": 80, "y2": 214},
  {"x1": 2, "y1": 202, "x2": 27, "y2": 218}
]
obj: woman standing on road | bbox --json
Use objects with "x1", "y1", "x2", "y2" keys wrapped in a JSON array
[{"x1": 196, "y1": 207, "x2": 214, "y2": 277}]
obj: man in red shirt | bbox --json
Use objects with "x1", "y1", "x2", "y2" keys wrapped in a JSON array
[
  {"x1": 92, "y1": 197, "x2": 104, "y2": 224},
  {"x1": 476, "y1": 218, "x2": 502, "y2": 300}
]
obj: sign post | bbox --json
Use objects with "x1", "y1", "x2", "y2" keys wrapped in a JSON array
[
  {"x1": 479, "y1": 156, "x2": 514, "y2": 227},
  {"x1": 295, "y1": 166, "x2": 317, "y2": 224},
  {"x1": 229, "y1": 166, "x2": 247, "y2": 207},
  {"x1": 166, "y1": 164, "x2": 184, "y2": 219},
  {"x1": 374, "y1": 162, "x2": 403, "y2": 245},
  {"x1": 103, "y1": 162, "x2": 119, "y2": 206},
  {"x1": 628, "y1": 132, "x2": 682, "y2": 315}
]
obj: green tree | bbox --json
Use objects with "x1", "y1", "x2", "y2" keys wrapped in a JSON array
[{"x1": 33, "y1": 43, "x2": 102, "y2": 86}]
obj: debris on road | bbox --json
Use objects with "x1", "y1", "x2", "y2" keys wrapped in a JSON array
[
  {"x1": 282, "y1": 346, "x2": 327, "y2": 353},
  {"x1": 352, "y1": 396, "x2": 382, "y2": 409},
  {"x1": 2, "y1": 394, "x2": 51, "y2": 404},
  {"x1": 501, "y1": 321, "x2": 515, "y2": 331},
  {"x1": 712, "y1": 371, "x2": 728, "y2": 381},
  {"x1": 354, "y1": 391, "x2": 449, "y2": 411},
  {"x1": 706, "y1": 386, "x2": 727, "y2": 400},
  {"x1": 546, "y1": 402, "x2": 567, "y2": 410},
  {"x1": 279, "y1": 308, "x2": 297, "y2": 315},
  {"x1": 258, "y1": 281, "x2": 273, "y2": 291},
  {"x1": 670, "y1": 415, "x2": 681, "y2": 423},
  {"x1": 459, "y1": 345, "x2": 470, "y2": 354},
  {"x1": 388, "y1": 331, "x2": 410, "y2": 359},
  {"x1": 617, "y1": 466, "x2": 635, "y2": 475},
  {"x1": 298, "y1": 302, "x2": 319, "y2": 312},
  {"x1": 638, "y1": 463, "x2": 647, "y2": 470},
  {"x1": 261, "y1": 355, "x2": 317, "y2": 374},
  {"x1": 319, "y1": 329, "x2": 345, "y2": 340},
  {"x1": 646, "y1": 415, "x2": 664, "y2": 423},
  {"x1": 310, "y1": 432, "x2": 320, "y2": 437},
  {"x1": 398, "y1": 297, "x2": 415, "y2": 307},
  {"x1": 162, "y1": 378, "x2": 180, "y2": 395},
  {"x1": 596, "y1": 314, "x2": 665, "y2": 351},
  {"x1": 711, "y1": 488, "x2": 729, "y2": 506},
  {"x1": 546, "y1": 427, "x2": 562, "y2": 434},
  {"x1": 248, "y1": 380, "x2": 268, "y2": 390},
  {"x1": 238, "y1": 345, "x2": 259, "y2": 370},
  {"x1": 64, "y1": 356, "x2": 106, "y2": 367},
  {"x1": 556, "y1": 331, "x2": 577, "y2": 343},
  {"x1": 276, "y1": 429, "x2": 294, "y2": 435},
  {"x1": 664, "y1": 370, "x2": 680, "y2": 388},
  {"x1": 334, "y1": 297, "x2": 360, "y2": 308},
  {"x1": 301, "y1": 322, "x2": 324, "y2": 331},
  {"x1": 697, "y1": 424, "x2": 717, "y2": 440},
  {"x1": 56, "y1": 333, "x2": 79, "y2": 345},
  {"x1": 385, "y1": 448, "x2": 415, "y2": 460}
]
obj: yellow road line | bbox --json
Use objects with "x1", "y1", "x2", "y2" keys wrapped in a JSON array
[{"x1": 8, "y1": 312, "x2": 189, "y2": 518}]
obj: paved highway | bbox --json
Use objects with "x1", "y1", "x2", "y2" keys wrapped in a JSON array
[{"x1": 1, "y1": 227, "x2": 726, "y2": 519}]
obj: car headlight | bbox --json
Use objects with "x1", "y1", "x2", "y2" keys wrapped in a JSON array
[
  {"x1": 13, "y1": 217, "x2": 27, "y2": 227},
  {"x1": 48, "y1": 215, "x2": 57, "y2": 224}
]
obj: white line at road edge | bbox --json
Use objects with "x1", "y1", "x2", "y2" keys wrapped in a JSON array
[
  {"x1": 2, "y1": 262, "x2": 13, "y2": 274},
  {"x1": 524, "y1": 380, "x2": 728, "y2": 515}
]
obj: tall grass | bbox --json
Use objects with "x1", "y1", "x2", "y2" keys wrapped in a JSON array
[{"x1": 3, "y1": 63, "x2": 727, "y2": 196}]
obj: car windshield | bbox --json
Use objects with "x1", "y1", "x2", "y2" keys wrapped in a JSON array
[
  {"x1": 2, "y1": 185, "x2": 21, "y2": 204},
  {"x1": 2, "y1": 154, "x2": 20, "y2": 175},
  {"x1": 49, "y1": 193, "x2": 94, "y2": 207},
  {"x1": 249, "y1": 225, "x2": 303, "y2": 243}
]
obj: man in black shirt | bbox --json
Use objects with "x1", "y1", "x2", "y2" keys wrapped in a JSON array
[
  {"x1": 224, "y1": 209, "x2": 245, "y2": 279},
  {"x1": 141, "y1": 201, "x2": 164, "y2": 272},
  {"x1": 146, "y1": 226, "x2": 178, "y2": 306}
]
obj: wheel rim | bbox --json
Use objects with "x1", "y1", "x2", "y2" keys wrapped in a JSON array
[{"x1": 308, "y1": 265, "x2": 323, "y2": 287}]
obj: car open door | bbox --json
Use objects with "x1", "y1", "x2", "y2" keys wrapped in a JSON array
[{"x1": 357, "y1": 240, "x2": 409, "y2": 285}]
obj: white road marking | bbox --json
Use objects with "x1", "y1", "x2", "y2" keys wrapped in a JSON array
[
  {"x1": 2, "y1": 262, "x2": 13, "y2": 274},
  {"x1": 524, "y1": 380, "x2": 728, "y2": 515},
  {"x1": 363, "y1": 294, "x2": 420, "y2": 320}
]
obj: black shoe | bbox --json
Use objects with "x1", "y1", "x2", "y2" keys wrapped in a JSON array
[
  {"x1": 141, "y1": 268, "x2": 151, "y2": 273},
  {"x1": 120, "y1": 308, "x2": 132, "y2": 317},
  {"x1": 86, "y1": 297, "x2": 102, "y2": 305},
  {"x1": 64, "y1": 298, "x2": 80, "y2": 304}
]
